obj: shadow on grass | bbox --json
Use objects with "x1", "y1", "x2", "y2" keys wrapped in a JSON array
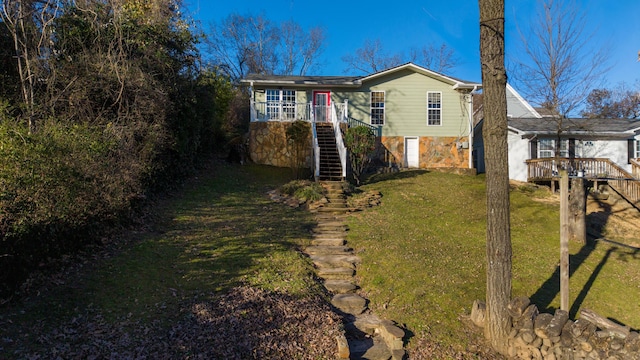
[
  {"x1": 160, "y1": 164, "x2": 318, "y2": 294},
  {"x1": 363, "y1": 169, "x2": 430, "y2": 185},
  {"x1": 531, "y1": 196, "x2": 640, "y2": 320}
]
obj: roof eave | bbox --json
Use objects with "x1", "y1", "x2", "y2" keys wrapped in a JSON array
[{"x1": 240, "y1": 79, "x2": 362, "y2": 88}]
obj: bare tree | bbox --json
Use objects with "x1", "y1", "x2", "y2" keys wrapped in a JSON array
[
  {"x1": 510, "y1": 0, "x2": 608, "y2": 117},
  {"x1": 1, "y1": 0, "x2": 60, "y2": 132},
  {"x1": 342, "y1": 38, "x2": 458, "y2": 75},
  {"x1": 408, "y1": 43, "x2": 459, "y2": 74},
  {"x1": 479, "y1": 0, "x2": 512, "y2": 355},
  {"x1": 341, "y1": 38, "x2": 402, "y2": 74},
  {"x1": 280, "y1": 20, "x2": 325, "y2": 76},
  {"x1": 206, "y1": 13, "x2": 325, "y2": 81}
]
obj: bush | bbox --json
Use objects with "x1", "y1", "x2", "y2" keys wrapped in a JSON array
[
  {"x1": 0, "y1": 119, "x2": 162, "y2": 297},
  {"x1": 280, "y1": 180, "x2": 324, "y2": 202}
]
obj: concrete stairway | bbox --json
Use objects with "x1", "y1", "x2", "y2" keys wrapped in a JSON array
[{"x1": 304, "y1": 181, "x2": 405, "y2": 360}]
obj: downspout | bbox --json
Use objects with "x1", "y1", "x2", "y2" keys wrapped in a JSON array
[
  {"x1": 249, "y1": 81, "x2": 255, "y2": 122},
  {"x1": 468, "y1": 85, "x2": 480, "y2": 169}
]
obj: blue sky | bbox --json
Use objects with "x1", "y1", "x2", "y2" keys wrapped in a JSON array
[{"x1": 187, "y1": 0, "x2": 640, "y2": 89}]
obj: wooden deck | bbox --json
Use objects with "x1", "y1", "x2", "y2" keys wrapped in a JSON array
[{"x1": 526, "y1": 158, "x2": 640, "y2": 208}]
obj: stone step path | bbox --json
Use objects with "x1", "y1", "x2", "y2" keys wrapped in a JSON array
[{"x1": 303, "y1": 181, "x2": 405, "y2": 360}]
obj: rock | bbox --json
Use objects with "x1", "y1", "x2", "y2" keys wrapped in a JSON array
[
  {"x1": 324, "y1": 279, "x2": 357, "y2": 294},
  {"x1": 332, "y1": 293, "x2": 367, "y2": 315},
  {"x1": 336, "y1": 334, "x2": 350, "y2": 359}
]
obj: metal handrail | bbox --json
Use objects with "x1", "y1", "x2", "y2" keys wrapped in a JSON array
[{"x1": 347, "y1": 116, "x2": 382, "y2": 137}]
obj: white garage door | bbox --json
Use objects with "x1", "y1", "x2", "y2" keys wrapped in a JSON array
[{"x1": 405, "y1": 137, "x2": 419, "y2": 168}]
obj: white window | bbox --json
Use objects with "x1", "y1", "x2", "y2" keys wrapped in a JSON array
[
  {"x1": 538, "y1": 139, "x2": 569, "y2": 158},
  {"x1": 427, "y1": 92, "x2": 442, "y2": 126},
  {"x1": 266, "y1": 89, "x2": 296, "y2": 120},
  {"x1": 370, "y1": 91, "x2": 385, "y2": 125}
]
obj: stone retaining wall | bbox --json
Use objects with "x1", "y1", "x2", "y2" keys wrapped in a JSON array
[
  {"x1": 472, "y1": 297, "x2": 640, "y2": 359},
  {"x1": 249, "y1": 121, "x2": 312, "y2": 168}
]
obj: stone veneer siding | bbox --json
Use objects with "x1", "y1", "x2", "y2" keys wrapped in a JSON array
[
  {"x1": 249, "y1": 121, "x2": 312, "y2": 168},
  {"x1": 249, "y1": 123, "x2": 471, "y2": 172},
  {"x1": 379, "y1": 136, "x2": 470, "y2": 169}
]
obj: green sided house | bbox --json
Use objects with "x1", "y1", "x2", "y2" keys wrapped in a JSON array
[{"x1": 240, "y1": 62, "x2": 481, "y2": 181}]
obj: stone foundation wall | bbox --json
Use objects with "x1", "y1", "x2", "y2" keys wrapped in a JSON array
[
  {"x1": 378, "y1": 136, "x2": 470, "y2": 169},
  {"x1": 249, "y1": 121, "x2": 312, "y2": 168},
  {"x1": 249, "y1": 123, "x2": 472, "y2": 172}
]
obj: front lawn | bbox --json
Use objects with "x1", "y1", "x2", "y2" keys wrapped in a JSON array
[{"x1": 347, "y1": 170, "x2": 640, "y2": 354}]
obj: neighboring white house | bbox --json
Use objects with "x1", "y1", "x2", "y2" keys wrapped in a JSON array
[{"x1": 474, "y1": 85, "x2": 640, "y2": 182}]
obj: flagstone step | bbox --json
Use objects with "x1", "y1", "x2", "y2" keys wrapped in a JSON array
[
  {"x1": 311, "y1": 254, "x2": 361, "y2": 269},
  {"x1": 314, "y1": 220, "x2": 348, "y2": 227},
  {"x1": 324, "y1": 279, "x2": 357, "y2": 294},
  {"x1": 331, "y1": 293, "x2": 368, "y2": 315},
  {"x1": 310, "y1": 238, "x2": 346, "y2": 246},
  {"x1": 317, "y1": 267, "x2": 355, "y2": 279},
  {"x1": 316, "y1": 206, "x2": 350, "y2": 214},
  {"x1": 304, "y1": 245, "x2": 352, "y2": 255},
  {"x1": 312, "y1": 231, "x2": 347, "y2": 239}
]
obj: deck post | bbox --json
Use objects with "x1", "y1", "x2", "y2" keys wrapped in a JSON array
[
  {"x1": 560, "y1": 170, "x2": 570, "y2": 312},
  {"x1": 569, "y1": 176, "x2": 587, "y2": 244}
]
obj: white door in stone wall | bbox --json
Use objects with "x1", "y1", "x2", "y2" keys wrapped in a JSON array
[{"x1": 405, "y1": 137, "x2": 419, "y2": 168}]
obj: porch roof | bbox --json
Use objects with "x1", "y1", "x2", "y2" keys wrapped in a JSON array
[{"x1": 509, "y1": 117, "x2": 640, "y2": 139}]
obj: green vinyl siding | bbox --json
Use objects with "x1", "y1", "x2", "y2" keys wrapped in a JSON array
[
  {"x1": 335, "y1": 69, "x2": 469, "y2": 137},
  {"x1": 250, "y1": 67, "x2": 472, "y2": 138}
]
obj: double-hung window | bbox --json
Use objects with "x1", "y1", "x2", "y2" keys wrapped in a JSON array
[
  {"x1": 266, "y1": 89, "x2": 296, "y2": 120},
  {"x1": 635, "y1": 140, "x2": 640, "y2": 158},
  {"x1": 427, "y1": 92, "x2": 442, "y2": 126},
  {"x1": 538, "y1": 139, "x2": 569, "y2": 158},
  {"x1": 370, "y1": 91, "x2": 385, "y2": 125}
]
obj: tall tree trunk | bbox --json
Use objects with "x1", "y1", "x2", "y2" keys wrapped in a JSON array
[{"x1": 479, "y1": 0, "x2": 512, "y2": 355}]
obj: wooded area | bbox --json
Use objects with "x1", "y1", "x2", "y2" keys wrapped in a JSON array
[{"x1": 0, "y1": 0, "x2": 242, "y2": 299}]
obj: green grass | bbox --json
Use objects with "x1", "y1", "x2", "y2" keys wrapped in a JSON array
[
  {"x1": 0, "y1": 163, "x2": 325, "y2": 348},
  {"x1": 3, "y1": 164, "x2": 639, "y2": 356},
  {"x1": 347, "y1": 170, "x2": 640, "y2": 350}
]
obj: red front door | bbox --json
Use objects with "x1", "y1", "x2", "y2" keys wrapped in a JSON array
[{"x1": 313, "y1": 91, "x2": 331, "y2": 122}]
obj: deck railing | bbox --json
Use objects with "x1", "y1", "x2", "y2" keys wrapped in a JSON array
[
  {"x1": 250, "y1": 102, "x2": 312, "y2": 122},
  {"x1": 346, "y1": 116, "x2": 382, "y2": 137},
  {"x1": 526, "y1": 157, "x2": 640, "y2": 207},
  {"x1": 631, "y1": 158, "x2": 640, "y2": 179},
  {"x1": 311, "y1": 123, "x2": 320, "y2": 181}
]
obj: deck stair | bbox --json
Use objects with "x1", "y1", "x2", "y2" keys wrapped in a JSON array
[{"x1": 315, "y1": 123, "x2": 343, "y2": 181}]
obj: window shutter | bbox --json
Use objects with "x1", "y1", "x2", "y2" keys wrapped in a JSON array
[
  {"x1": 628, "y1": 139, "x2": 634, "y2": 164},
  {"x1": 569, "y1": 139, "x2": 576, "y2": 158},
  {"x1": 530, "y1": 140, "x2": 538, "y2": 159}
]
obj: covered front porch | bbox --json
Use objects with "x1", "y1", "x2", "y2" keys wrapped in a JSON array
[{"x1": 249, "y1": 100, "x2": 349, "y2": 123}]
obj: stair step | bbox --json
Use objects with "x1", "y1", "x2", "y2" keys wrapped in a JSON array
[
  {"x1": 304, "y1": 245, "x2": 352, "y2": 255},
  {"x1": 310, "y1": 238, "x2": 346, "y2": 246},
  {"x1": 311, "y1": 254, "x2": 361, "y2": 268},
  {"x1": 312, "y1": 230, "x2": 347, "y2": 237},
  {"x1": 324, "y1": 279, "x2": 357, "y2": 294},
  {"x1": 317, "y1": 267, "x2": 354, "y2": 279},
  {"x1": 331, "y1": 293, "x2": 367, "y2": 315}
]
